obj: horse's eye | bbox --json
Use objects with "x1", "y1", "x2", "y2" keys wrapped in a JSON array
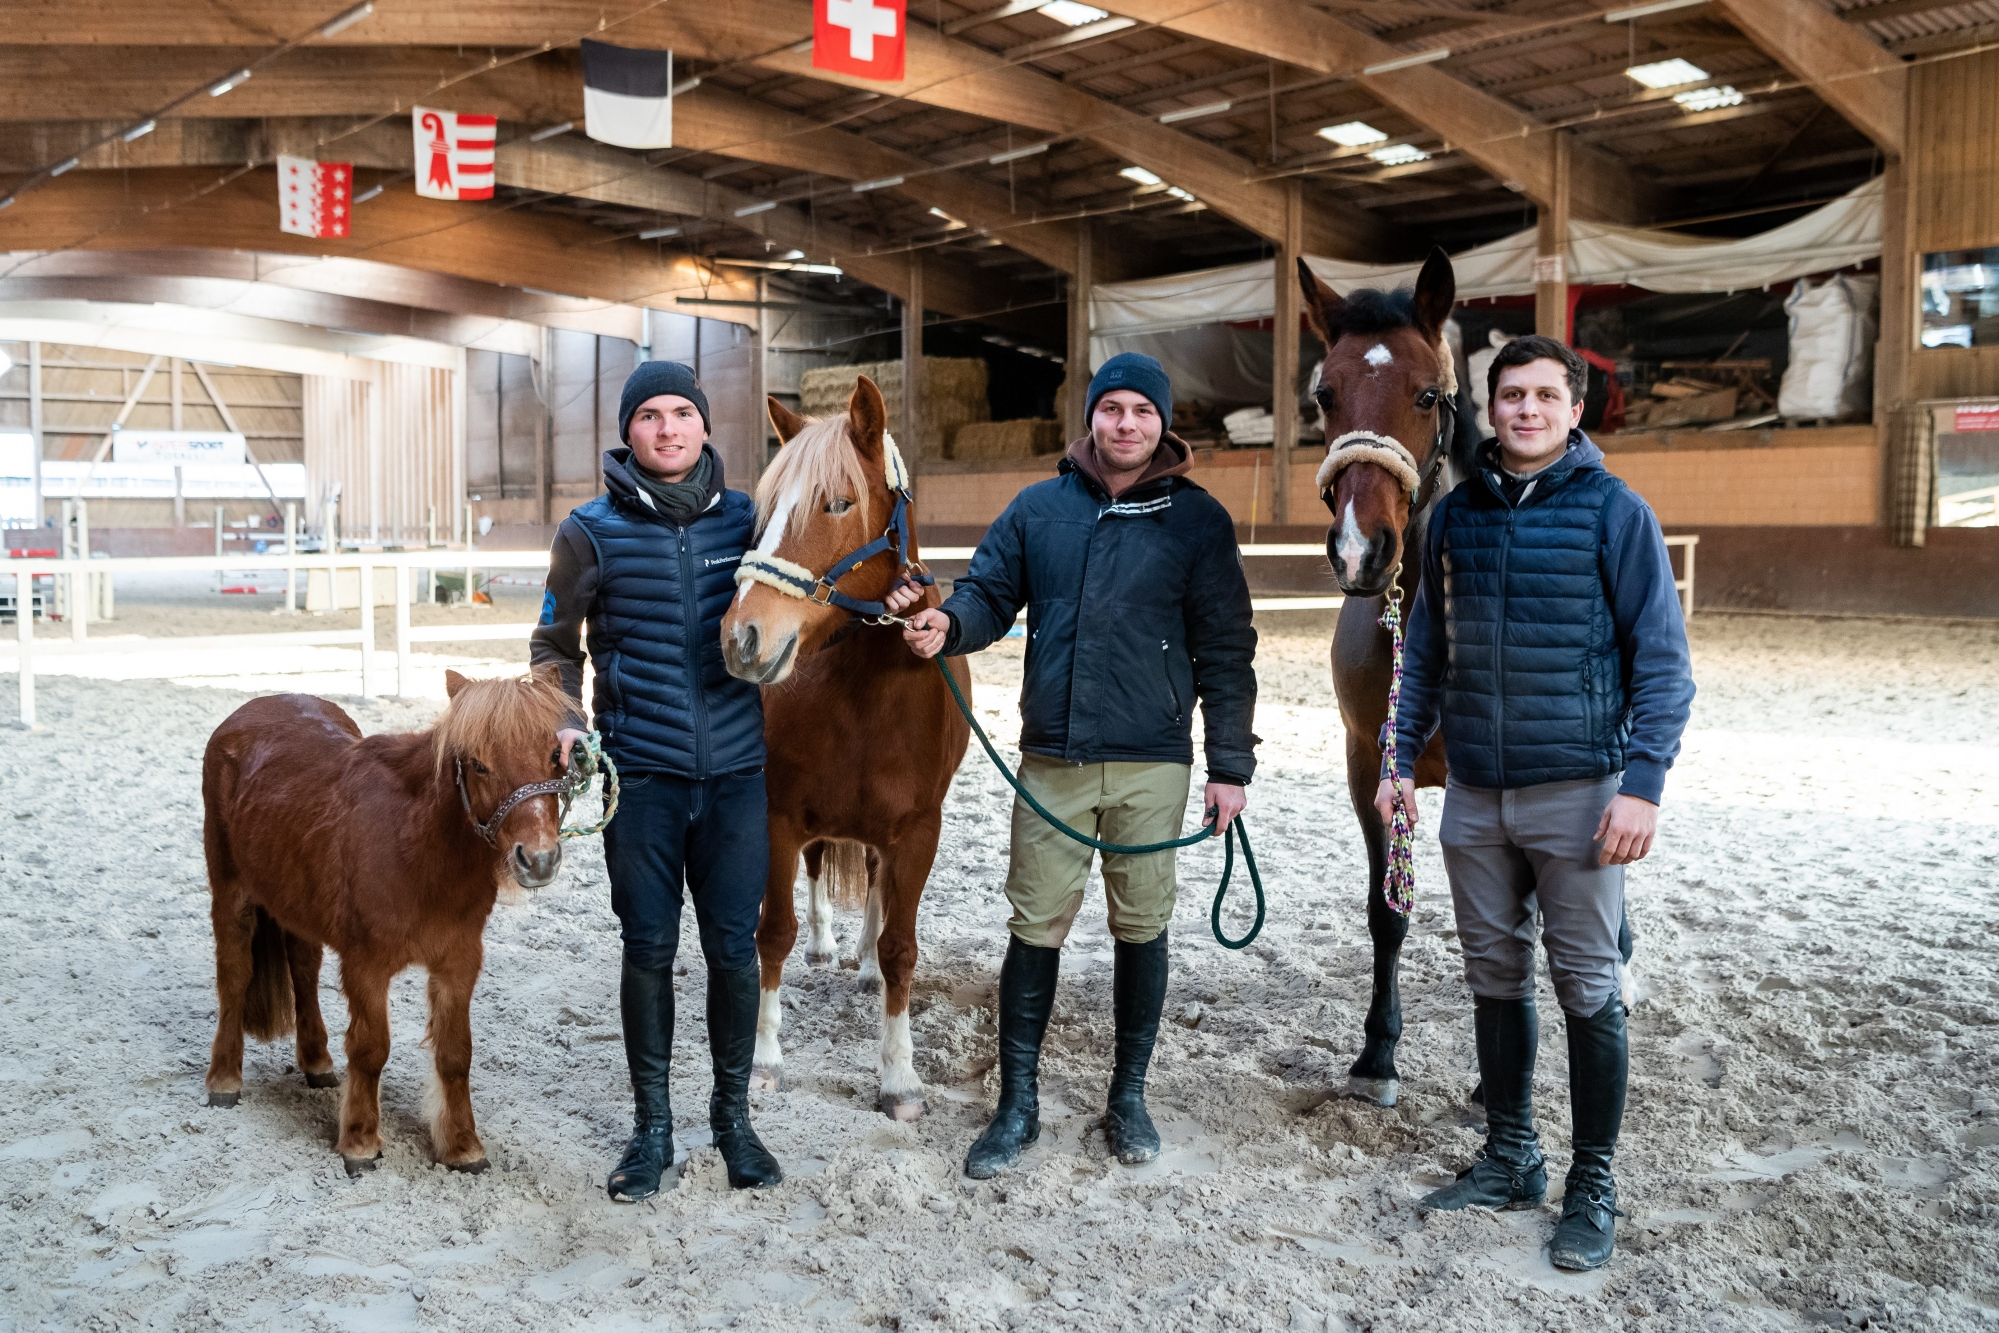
[
  {"x1": 471, "y1": 759, "x2": 489, "y2": 775},
  {"x1": 550, "y1": 746, "x2": 564, "y2": 770},
  {"x1": 825, "y1": 498, "x2": 853, "y2": 515},
  {"x1": 1315, "y1": 385, "x2": 1336, "y2": 410},
  {"x1": 1417, "y1": 388, "x2": 1440, "y2": 410}
]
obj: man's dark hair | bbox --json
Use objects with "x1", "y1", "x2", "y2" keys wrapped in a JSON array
[{"x1": 1487, "y1": 334, "x2": 1587, "y2": 407}]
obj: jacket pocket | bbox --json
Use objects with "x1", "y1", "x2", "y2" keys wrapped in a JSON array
[{"x1": 1161, "y1": 640, "x2": 1183, "y2": 724}]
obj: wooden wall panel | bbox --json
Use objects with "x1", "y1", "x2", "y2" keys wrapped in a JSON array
[
  {"x1": 303, "y1": 365, "x2": 460, "y2": 545},
  {"x1": 1910, "y1": 48, "x2": 1999, "y2": 255}
]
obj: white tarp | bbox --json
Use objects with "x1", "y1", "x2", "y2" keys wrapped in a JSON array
[{"x1": 1091, "y1": 177, "x2": 1885, "y2": 354}]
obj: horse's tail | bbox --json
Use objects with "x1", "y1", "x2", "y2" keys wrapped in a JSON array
[
  {"x1": 825, "y1": 839, "x2": 872, "y2": 912},
  {"x1": 242, "y1": 908, "x2": 297, "y2": 1043}
]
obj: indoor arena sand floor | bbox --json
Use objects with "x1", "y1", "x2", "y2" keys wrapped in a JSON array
[{"x1": 0, "y1": 609, "x2": 1995, "y2": 1331}]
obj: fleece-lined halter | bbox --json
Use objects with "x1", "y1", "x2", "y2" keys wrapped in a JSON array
[
  {"x1": 1313, "y1": 334, "x2": 1459, "y2": 508},
  {"x1": 734, "y1": 434, "x2": 934, "y2": 619}
]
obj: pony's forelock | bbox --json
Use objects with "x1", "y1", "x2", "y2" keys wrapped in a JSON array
[
  {"x1": 754, "y1": 414, "x2": 875, "y2": 535},
  {"x1": 431, "y1": 671, "x2": 572, "y2": 778}
]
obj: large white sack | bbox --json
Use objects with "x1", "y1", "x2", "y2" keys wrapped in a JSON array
[{"x1": 1779, "y1": 274, "x2": 1878, "y2": 421}]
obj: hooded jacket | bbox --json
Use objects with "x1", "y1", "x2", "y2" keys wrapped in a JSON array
[
  {"x1": 1390, "y1": 431, "x2": 1694, "y2": 802},
  {"x1": 529, "y1": 445, "x2": 765, "y2": 777},
  {"x1": 939, "y1": 433, "x2": 1258, "y2": 784}
]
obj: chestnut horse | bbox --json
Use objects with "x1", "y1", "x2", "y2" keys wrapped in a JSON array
[
  {"x1": 720, "y1": 377, "x2": 971, "y2": 1120},
  {"x1": 201, "y1": 669, "x2": 572, "y2": 1172}
]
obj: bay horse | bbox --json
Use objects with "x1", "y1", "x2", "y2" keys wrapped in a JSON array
[
  {"x1": 720, "y1": 376, "x2": 971, "y2": 1120},
  {"x1": 200, "y1": 669, "x2": 572, "y2": 1172}
]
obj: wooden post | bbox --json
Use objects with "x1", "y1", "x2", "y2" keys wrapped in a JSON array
[
  {"x1": 15, "y1": 570, "x2": 35, "y2": 731},
  {"x1": 902, "y1": 254, "x2": 924, "y2": 459},
  {"x1": 1873, "y1": 154, "x2": 1916, "y2": 429},
  {"x1": 1535, "y1": 132, "x2": 1572, "y2": 342},
  {"x1": 1066, "y1": 223, "x2": 1094, "y2": 443},
  {"x1": 750, "y1": 275, "x2": 770, "y2": 484},
  {"x1": 1272, "y1": 181, "x2": 1303, "y2": 527},
  {"x1": 27, "y1": 342, "x2": 42, "y2": 535},
  {"x1": 284, "y1": 501, "x2": 298, "y2": 615},
  {"x1": 537, "y1": 327, "x2": 553, "y2": 528}
]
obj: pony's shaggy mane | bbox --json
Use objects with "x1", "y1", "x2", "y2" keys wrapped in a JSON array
[
  {"x1": 755, "y1": 414, "x2": 875, "y2": 534},
  {"x1": 432, "y1": 671, "x2": 573, "y2": 778}
]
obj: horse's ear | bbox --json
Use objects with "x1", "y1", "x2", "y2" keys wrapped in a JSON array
[
  {"x1": 445, "y1": 669, "x2": 469, "y2": 700},
  {"x1": 847, "y1": 375, "x2": 889, "y2": 461},
  {"x1": 768, "y1": 395, "x2": 807, "y2": 445},
  {"x1": 1297, "y1": 256, "x2": 1342, "y2": 348},
  {"x1": 1412, "y1": 245, "x2": 1456, "y2": 339}
]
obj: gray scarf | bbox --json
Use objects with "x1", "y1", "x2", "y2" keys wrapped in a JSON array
[{"x1": 631, "y1": 450, "x2": 713, "y2": 526}]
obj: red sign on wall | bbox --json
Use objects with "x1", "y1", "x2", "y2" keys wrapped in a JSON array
[
  {"x1": 813, "y1": 0, "x2": 906, "y2": 81},
  {"x1": 1954, "y1": 404, "x2": 1999, "y2": 433}
]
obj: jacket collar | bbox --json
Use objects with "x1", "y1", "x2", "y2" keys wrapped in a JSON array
[
  {"x1": 602, "y1": 443, "x2": 727, "y2": 524},
  {"x1": 1476, "y1": 430, "x2": 1602, "y2": 508},
  {"x1": 1059, "y1": 430, "x2": 1193, "y2": 504}
]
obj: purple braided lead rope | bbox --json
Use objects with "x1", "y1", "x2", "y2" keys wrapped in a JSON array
[{"x1": 1378, "y1": 579, "x2": 1418, "y2": 917}]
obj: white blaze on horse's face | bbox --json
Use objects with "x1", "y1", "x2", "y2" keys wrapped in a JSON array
[
  {"x1": 1364, "y1": 343, "x2": 1394, "y2": 370},
  {"x1": 1336, "y1": 497, "x2": 1368, "y2": 585}
]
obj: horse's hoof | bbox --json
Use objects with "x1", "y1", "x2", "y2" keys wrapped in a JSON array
[
  {"x1": 856, "y1": 971, "x2": 883, "y2": 994},
  {"x1": 446, "y1": 1156, "x2": 490, "y2": 1175},
  {"x1": 304, "y1": 1069, "x2": 341, "y2": 1089},
  {"x1": 881, "y1": 1093, "x2": 927, "y2": 1122},
  {"x1": 804, "y1": 948, "x2": 836, "y2": 968},
  {"x1": 1345, "y1": 1076, "x2": 1400, "y2": 1108},
  {"x1": 749, "y1": 1065, "x2": 783, "y2": 1093},
  {"x1": 206, "y1": 1090, "x2": 240, "y2": 1108},
  {"x1": 342, "y1": 1152, "x2": 382, "y2": 1176}
]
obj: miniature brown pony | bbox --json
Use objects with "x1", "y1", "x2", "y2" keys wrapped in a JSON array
[
  {"x1": 200, "y1": 670, "x2": 571, "y2": 1172},
  {"x1": 720, "y1": 377, "x2": 971, "y2": 1120}
]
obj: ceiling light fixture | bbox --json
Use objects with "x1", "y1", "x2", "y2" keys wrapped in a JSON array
[
  {"x1": 1674, "y1": 84, "x2": 1744, "y2": 111},
  {"x1": 852, "y1": 176, "x2": 905, "y2": 192},
  {"x1": 49, "y1": 157, "x2": 80, "y2": 177},
  {"x1": 122, "y1": 120, "x2": 157, "y2": 142},
  {"x1": 318, "y1": 2, "x2": 375, "y2": 37},
  {"x1": 1368, "y1": 144, "x2": 1429, "y2": 166},
  {"x1": 988, "y1": 144, "x2": 1048, "y2": 165},
  {"x1": 1119, "y1": 166, "x2": 1163, "y2": 186},
  {"x1": 1362, "y1": 49, "x2": 1448, "y2": 76},
  {"x1": 207, "y1": 69, "x2": 253, "y2": 97},
  {"x1": 734, "y1": 200, "x2": 777, "y2": 216},
  {"x1": 638, "y1": 225, "x2": 682, "y2": 239},
  {"x1": 1039, "y1": 1, "x2": 1108, "y2": 26},
  {"x1": 528, "y1": 121, "x2": 574, "y2": 141},
  {"x1": 1603, "y1": 0, "x2": 1706, "y2": 21},
  {"x1": 352, "y1": 183, "x2": 384, "y2": 203},
  {"x1": 1158, "y1": 100, "x2": 1231, "y2": 125},
  {"x1": 1625, "y1": 58, "x2": 1708, "y2": 89},
  {"x1": 1318, "y1": 121, "x2": 1388, "y2": 147}
]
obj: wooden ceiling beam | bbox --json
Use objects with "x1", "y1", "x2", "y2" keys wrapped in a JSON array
[{"x1": 1708, "y1": 0, "x2": 1906, "y2": 156}]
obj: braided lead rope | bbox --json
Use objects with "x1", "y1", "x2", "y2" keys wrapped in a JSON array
[
  {"x1": 558, "y1": 731, "x2": 620, "y2": 841},
  {"x1": 1378, "y1": 577, "x2": 1418, "y2": 917}
]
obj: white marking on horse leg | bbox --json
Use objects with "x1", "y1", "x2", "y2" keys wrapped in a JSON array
[
  {"x1": 805, "y1": 863, "x2": 837, "y2": 966},
  {"x1": 856, "y1": 884, "x2": 884, "y2": 991},
  {"x1": 422, "y1": 1065, "x2": 448, "y2": 1158},
  {"x1": 1336, "y1": 497, "x2": 1368, "y2": 584},
  {"x1": 1364, "y1": 342, "x2": 1394, "y2": 368},
  {"x1": 879, "y1": 1009, "x2": 925, "y2": 1120},
  {"x1": 750, "y1": 987, "x2": 783, "y2": 1091}
]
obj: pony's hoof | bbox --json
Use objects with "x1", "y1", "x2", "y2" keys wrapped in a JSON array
[
  {"x1": 1345, "y1": 1075, "x2": 1400, "y2": 1108},
  {"x1": 446, "y1": 1156, "x2": 490, "y2": 1175},
  {"x1": 342, "y1": 1152, "x2": 382, "y2": 1177},
  {"x1": 749, "y1": 1065, "x2": 783, "y2": 1093},
  {"x1": 206, "y1": 1090, "x2": 240, "y2": 1108},
  {"x1": 304, "y1": 1069, "x2": 341, "y2": 1089},
  {"x1": 881, "y1": 1093, "x2": 928, "y2": 1122}
]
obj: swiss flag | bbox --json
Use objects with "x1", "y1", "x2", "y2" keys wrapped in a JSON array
[
  {"x1": 813, "y1": 0, "x2": 906, "y2": 81},
  {"x1": 277, "y1": 156, "x2": 352, "y2": 239}
]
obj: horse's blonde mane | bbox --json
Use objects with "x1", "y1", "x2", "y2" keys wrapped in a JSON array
[
  {"x1": 754, "y1": 414, "x2": 875, "y2": 533},
  {"x1": 432, "y1": 670, "x2": 572, "y2": 777}
]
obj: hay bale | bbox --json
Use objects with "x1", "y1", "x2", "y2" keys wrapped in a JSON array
[
  {"x1": 796, "y1": 357, "x2": 990, "y2": 459},
  {"x1": 951, "y1": 419, "x2": 1064, "y2": 465}
]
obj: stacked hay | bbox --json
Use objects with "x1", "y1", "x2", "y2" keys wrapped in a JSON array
[
  {"x1": 797, "y1": 358, "x2": 990, "y2": 459},
  {"x1": 951, "y1": 419, "x2": 1065, "y2": 464}
]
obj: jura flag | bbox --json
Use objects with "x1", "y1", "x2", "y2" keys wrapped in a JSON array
[
  {"x1": 412, "y1": 107, "x2": 496, "y2": 201},
  {"x1": 814, "y1": 0, "x2": 905, "y2": 81},
  {"x1": 277, "y1": 156, "x2": 351, "y2": 238},
  {"x1": 582, "y1": 40, "x2": 674, "y2": 150}
]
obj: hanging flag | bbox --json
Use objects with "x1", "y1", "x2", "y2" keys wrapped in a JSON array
[
  {"x1": 412, "y1": 107, "x2": 496, "y2": 201},
  {"x1": 581, "y1": 39, "x2": 675, "y2": 150},
  {"x1": 277, "y1": 156, "x2": 352, "y2": 239},
  {"x1": 813, "y1": 0, "x2": 906, "y2": 82}
]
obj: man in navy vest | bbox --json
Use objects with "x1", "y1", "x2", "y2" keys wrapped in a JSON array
[
  {"x1": 531, "y1": 362, "x2": 782, "y2": 1202},
  {"x1": 893, "y1": 352, "x2": 1258, "y2": 1180},
  {"x1": 1380, "y1": 335, "x2": 1693, "y2": 1270}
]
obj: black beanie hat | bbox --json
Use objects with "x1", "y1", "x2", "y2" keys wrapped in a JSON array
[
  {"x1": 1085, "y1": 352, "x2": 1173, "y2": 435},
  {"x1": 619, "y1": 361, "x2": 710, "y2": 441}
]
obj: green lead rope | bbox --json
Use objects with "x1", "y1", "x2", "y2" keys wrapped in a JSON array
[
  {"x1": 932, "y1": 655, "x2": 1265, "y2": 950},
  {"x1": 557, "y1": 731, "x2": 621, "y2": 841}
]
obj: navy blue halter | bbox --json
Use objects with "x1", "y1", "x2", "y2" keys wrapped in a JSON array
[{"x1": 740, "y1": 487, "x2": 934, "y2": 619}]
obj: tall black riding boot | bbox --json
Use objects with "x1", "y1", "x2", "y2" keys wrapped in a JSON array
[
  {"x1": 1551, "y1": 994, "x2": 1629, "y2": 1271},
  {"x1": 1420, "y1": 994, "x2": 1547, "y2": 1213},
  {"x1": 707, "y1": 961, "x2": 783, "y2": 1190},
  {"x1": 964, "y1": 936, "x2": 1060, "y2": 1180},
  {"x1": 1104, "y1": 930, "x2": 1168, "y2": 1165},
  {"x1": 607, "y1": 956, "x2": 676, "y2": 1202}
]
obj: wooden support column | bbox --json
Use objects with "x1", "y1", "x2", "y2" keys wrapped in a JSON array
[
  {"x1": 1535, "y1": 133, "x2": 1572, "y2": 342},
  {"x1": 749, "y1": 274, "x2": 769, "y2": 486},
  {"x1": 1065, "y1": 222, "x2": 1094, "y2": 443},
  {"x1": 902, "y1": 253, "x2": 924, "y2": 459},
  {"x1": 536, "y1": 327, "x2": 553, "y2": 527},
  {"x1": 1873, "y1": 155, "x2": 1917, "y2": 426},
  {"x1": 1271, "y1": 182, "x2": 1303, "y2": 527}
]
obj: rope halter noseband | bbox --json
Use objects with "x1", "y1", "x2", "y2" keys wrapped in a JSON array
[{"x1": 733, "y1": 433, "x2": 934, "y2": 621}]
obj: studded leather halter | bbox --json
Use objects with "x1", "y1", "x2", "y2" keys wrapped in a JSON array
[{"x1": 455, "y1": 758, "x2": 578, "y2": 848}]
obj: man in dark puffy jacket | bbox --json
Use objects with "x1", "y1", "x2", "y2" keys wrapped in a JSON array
[
  {"x1": 1378, "y1": 335, "x2": 1693, "y2": 1271},
  {"x1": 531, "y1": 361, "x2": 781, "y2": 1203},
  {"x1": 894, "y1": 351, "x2": 1257, "y2": 1180}
]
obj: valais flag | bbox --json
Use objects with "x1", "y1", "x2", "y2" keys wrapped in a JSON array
[
  {"x1": 412, "y1": 107, "x2": 496, "y2": 201},
  {"x1": 813, "y1": 0, "x2": 906, "y2": 81},
  {"x1": 277, "y1": 156, "x2": 351, "y2": 239}
]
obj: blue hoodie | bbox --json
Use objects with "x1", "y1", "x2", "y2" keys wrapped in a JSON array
[{"x1": 1390, "y1": 431, "x2": 1694, "y2": 804}]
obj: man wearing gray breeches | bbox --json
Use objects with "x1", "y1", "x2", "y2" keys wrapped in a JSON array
[{"x1": 1378, "y1": 334, "x2": 1695, "y2": 1271}]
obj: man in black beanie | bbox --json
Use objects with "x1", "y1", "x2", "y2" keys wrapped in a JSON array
[{"x1": 531, "y1": 361, "x2": 782, "y2": 1201}]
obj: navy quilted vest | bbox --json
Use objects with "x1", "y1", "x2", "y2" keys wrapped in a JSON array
[
  {"x1": 1435, "y1": 451, "x2": 1628, "y2": 790},
  {"x1": 566, "y1": 486, "x2": 765, "y2": 778}
]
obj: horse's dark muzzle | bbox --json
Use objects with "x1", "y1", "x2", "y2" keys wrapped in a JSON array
[
  {"x1": 1326, "y1": 532, "x2": 1401, "y2": 598},
  {"x1": 513, "y1": 844, "x2": 561, "y2": 889}
]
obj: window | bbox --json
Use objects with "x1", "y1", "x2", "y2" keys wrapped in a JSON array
[{"x1": 1920, "y1": 247, "x2": 1999, "y2": 349}]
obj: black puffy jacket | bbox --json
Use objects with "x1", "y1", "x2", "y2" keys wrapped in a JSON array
[
  {"x1": 530, "y1": 446, "x2": 765, "y2": 778},
  {"x1": 939, "y1": 435, "x2": 1258, "y2": 784}
]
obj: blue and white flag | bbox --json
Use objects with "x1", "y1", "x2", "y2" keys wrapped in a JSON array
[{"x1": 581, "y1": 39, "x2": 674, "y2": 150}]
